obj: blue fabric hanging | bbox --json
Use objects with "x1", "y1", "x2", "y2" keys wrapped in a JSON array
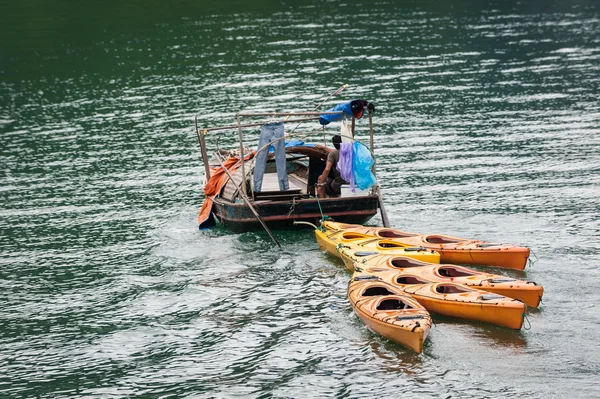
[{"x1": 319, "y1": 99, "x2": 369, "y2": 125}]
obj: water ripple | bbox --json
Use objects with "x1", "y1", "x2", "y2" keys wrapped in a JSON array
[{"x1": 1, "y1": 2, "x2": 600, "y2": 399}]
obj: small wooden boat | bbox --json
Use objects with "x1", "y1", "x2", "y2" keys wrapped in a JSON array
[
  {"x1": 348, "y1": 277, "x2": 432, "y2": 353},
  {"x1": 195, "y1": 95, "x2": 390, "y2": 239},
  {"x1": 339, "y1": 248, "x2": 543, "y2": 307},
  {"x1": 320, "y1": 221, "x2": 530, "y2": 270},
  {"x1": 315, "y1": 225, "x2": 441, "y2": 264},
  {"x1": 352, "y1": 269, "x2": 526, "y2": 329}
]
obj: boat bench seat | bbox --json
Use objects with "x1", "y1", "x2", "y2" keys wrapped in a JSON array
[{"x1": 253, "y1": 189, "x2": 303, "y2": 201}]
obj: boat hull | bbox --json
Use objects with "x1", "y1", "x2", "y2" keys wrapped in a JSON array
[
  {"x1": 410, "y1": 291, "x2": 525, "y2": 329},
  {"x1": 212, "y1": 195, "x2": 379, "y2": 233},
  {"x1": 435, "y1": 248, "x2": 530, "y2": 271},
  {"x1": 338, "y1": 249, "x2": 543, "y2": 307},
  {"x1": 321, "y1": 221, "x2": 530, "y2": 270},
  {"x1": 315, "y1": 229, "x2": 441, "y2": 264},
  {"x1": 348, "y1": 278, "x2": 431, "y2": 353},
  {"x1": 375, "y1": 274, "x2": 526, "y2": 329}
]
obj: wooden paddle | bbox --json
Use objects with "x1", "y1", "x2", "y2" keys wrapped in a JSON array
[{"x1": 214, "y1": 152, "x2": 281, "y2": 249}]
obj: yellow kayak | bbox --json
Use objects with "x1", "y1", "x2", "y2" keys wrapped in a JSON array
[
  {"x1": 320, "y1": 221, "x2": 530, "y2": 270},
  {"x1": 315, "y1": 224, "x2": 441, "y2": 264},
  {"x1": 351, "y1": 269, "x2": 526, "y2": 329},
  {"x1": 338, "y1": 247, "x2": 543, "y2": 308},
  {"x1": 348, "y1": 277, "x2": 432, "y2": 353}
]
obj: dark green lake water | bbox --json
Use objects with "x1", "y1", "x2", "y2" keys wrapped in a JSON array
[{"x1": 1, "y1": 1, "x2": 599, "y2": 398}]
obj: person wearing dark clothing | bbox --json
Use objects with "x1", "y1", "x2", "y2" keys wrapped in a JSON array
[{"x1": 317, "y1": 135, "x2": 347, "y2": 198}]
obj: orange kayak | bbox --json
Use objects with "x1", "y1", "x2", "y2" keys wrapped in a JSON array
[
  {"x1": 321, "y1": 221, "x2": 530, "y2": 270},
  {"x1": 352, "y1": 269, "x2": 526, "y2": 329},
  {"x1": 338, "y1": 247, "x2": 543, "y2": 307},
  {"x1": 314, "y1": 225, "x2": 441, "y2": 264},
  {"x1": 348, "y1": 277, "x2": 432, "y2": 353}
]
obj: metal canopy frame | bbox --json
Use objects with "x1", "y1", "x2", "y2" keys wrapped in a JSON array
[{"x1": 195, "y1": 109, "x2": 376, "y2": 198}]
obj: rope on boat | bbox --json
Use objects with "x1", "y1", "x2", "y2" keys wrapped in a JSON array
[
  {"x1": 316, "y1": 194, "x2": 324, "y2": 220},
  {"x1": 528, "y1": 249, "x2": 538, "y2": 268},
  {"x1": 522, "y1": 313, "x2": 532, "y2": 330},
  {"x1": 294, "y1": 221, "x2": 318, "y2": 230},
  {"x1": 315, "y1": 195, "x2": 333, "y2": 232},
  {"x1": 287, "y1": 197, "x2": 297, "y2": 216}
]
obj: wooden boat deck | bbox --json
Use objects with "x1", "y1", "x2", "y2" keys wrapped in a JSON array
[
  {"x1": 259, "y1": 172, "x2": 304, "y2": 192},
  {"x1": 253, "y1": 172, "x2": 305, "y2": 202}
]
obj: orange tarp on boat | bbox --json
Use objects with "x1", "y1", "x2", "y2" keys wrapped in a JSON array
[{"x1": 198, "y1": 153, "x2": 255, "y2": 229}]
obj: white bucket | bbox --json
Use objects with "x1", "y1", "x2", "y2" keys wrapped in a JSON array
[{"x1": 340, "y1": 185, "x2": 370, "y2": 197}]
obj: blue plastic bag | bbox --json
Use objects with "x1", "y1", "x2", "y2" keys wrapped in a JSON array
[{"x1": 352, "y1": 142, "x2": 377, "y2": 190}]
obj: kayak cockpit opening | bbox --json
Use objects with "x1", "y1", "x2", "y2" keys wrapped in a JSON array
[
  {"x1": 376, "y1": 298, "x2": 412, "y2": 311},
  {"x1": 396, "y1": 276, "x2": 429, "y2": 285},
  {"x1": 362, "y1": 286, "x2": 395, "y2": 296},
  {"x1": 425, "y1": 235, "x2": 464, "y2": 244},
  {"x1": 389, "y1": 257, "x2": 429, "y2": 268},
  {"x1": 435, "y1": 284, "x2": 471, "y2": 294},
  {"x1": 436, "y1": 266, "x2": 480, "y2": 277},
  {"x1": 378, "y1": 229, "x2": 417, "y2": 238},
  {"x1": 341, "y1": 232, "x2": 372, "y2": 240}
]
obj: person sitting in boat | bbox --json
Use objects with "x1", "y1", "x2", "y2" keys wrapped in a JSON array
[{"x1": 317, "y1": 135, "x2": 348, "y2": 198}]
